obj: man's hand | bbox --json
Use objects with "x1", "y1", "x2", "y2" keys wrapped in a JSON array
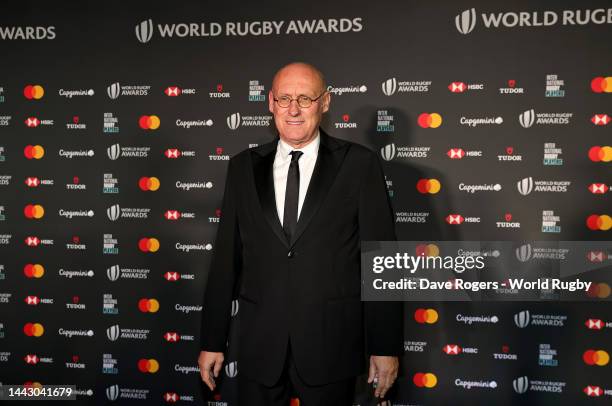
[
  {"x1": 367, "y1": 355, "x2": 398, "y2": 399},
  {"x1": 198, "y1": 351, "x2": 224, "y2": 391}
]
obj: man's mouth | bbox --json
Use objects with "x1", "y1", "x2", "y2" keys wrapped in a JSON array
[{"x1": 286, "y1": 120, "x2": 304, "y2": 125}]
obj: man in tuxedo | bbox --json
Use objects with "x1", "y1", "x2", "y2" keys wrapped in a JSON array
[{"x1": 199, "y1": 62, "x2": 403, "y2": 405}]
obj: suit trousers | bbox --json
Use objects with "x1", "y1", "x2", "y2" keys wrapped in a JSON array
[{"x1": 238, "y1": 340, "x2": 356, "y2": 406}]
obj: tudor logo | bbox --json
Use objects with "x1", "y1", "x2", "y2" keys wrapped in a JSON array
[
  {"x1": 381, "y1": 78, "x2": 397, "y2": 96},
  {"x1": 455, "y1": 8, "x2": 477, "y2": 34},
  {"x1": 380, "y1": 143, "x2": 396, "y2": 161},
  {"x1": 136, "y1": 19, "x2": 154, "y2": 43},
  {"x1": 517, "y1": 177, "x2": 533, "y2": 195},
  {"x1": 446, "y1": 214, "x2": 464, "y2": 224},
  {"x1": 227, "y1": 113, "x2": 241, "y2": 130},
  {"x1": 519, "y1": 109, "x2": 535, "y2": 128},
  {"x1": 513, "y1": 376, "x2": 529, "y2": 394}
]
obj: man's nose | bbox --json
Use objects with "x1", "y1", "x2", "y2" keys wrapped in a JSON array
[{"x1": 287, "y1": 99, "x2": 301, "y2": 116}]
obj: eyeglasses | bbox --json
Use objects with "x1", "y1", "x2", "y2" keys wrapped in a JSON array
[{"x1": 273, "y1": 92, "x2": 327, "y2": 108}]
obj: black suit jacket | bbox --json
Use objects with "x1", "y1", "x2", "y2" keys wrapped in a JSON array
[{"x1": 201, "y1": 130, "x2": 403, "y2": 386}]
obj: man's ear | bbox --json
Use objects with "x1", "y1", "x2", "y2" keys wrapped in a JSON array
[
  {"x1": 268, "y1": 90, "x2": 274, "y2": 114},
  {"x1": 321, "y1": 92, "x2": 331, "y2": 113}
]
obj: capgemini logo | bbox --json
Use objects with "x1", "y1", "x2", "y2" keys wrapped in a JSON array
[
  {"x1": 381, "y1": 143, "x2": 396, "y2": 161},
  {"x1": 514, "y1": 310, "x2": 530, "y2": 328},
  {"x1": 106, "y1": 324, "x2": 120, "y2": 341},
  {"x1": 517, "y1": 177, "x2": 533, "y2": 196},
  {"x1": 107, "y1": 144, "x2": 121, "y2": 160},
  {"x1": 107, "y1": 265, "x2": 120, "y2": 282},
  {"x1": 225, "y1": 361, "x2": 238, "y2": 378},
  {"x1": 107, "y1": 82, "x2": 120, "y2": 99},
  {"x1": 381, "y1": 78, "x2": 397, "y2": 96},
  {"x1": 107, "y1": 204, "x2": 120, "y2": 221},
  {"x1": 515, "y1": 244, "x2": 532, "y2": 262},
  {"x1": 135, "y1": 19, "x2": 154, "y2": 43},
  {"x1": 106, "y1": 384, "x2": 119, "y2": 401},
  {"x1": 227, "y1": 113, "x2": 241, "y2": 130},
  {"x1": 455, "y1": 9, "x2": 477, "y2": 35},
  {"x1": 513, "y1": 376, "x2": 529, "y2": 394},
  {"x1": 519, "y1": 109, "x2": 535, "y2": 128}
]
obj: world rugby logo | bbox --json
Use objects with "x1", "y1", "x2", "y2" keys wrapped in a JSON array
[
  {"x1": 381, "y1": 143, "x2": 396, "y2": 161},
  {"x1": 381, "y1": 78, "x2": 397, "y2": 96},
  {"x1": 519, "y1": 109, "x2": 535, "y2": 128},
  {"x1": 515, "y1": 244, "x2": 532, "y2": 262},
  {"x1": 106, "y1": 384, "x2": 119, "y2": 401},
  {"x1": 107, "y1": 204, "x2": 120, "y2": 221},
  {"x1": 227, "y1": 113, "x2": 241, "y2": 130},
  {"x1": 455, "y1": 8, "x2": 477, "y2": 35},
  {"x1": 107, "y1": 82, "x2": 120, "y2": 99},
  {"x1": 514, "y1": 310, "x2": 530, "y2": 328},
  {"x1": 225, "y1": 361, "x2": 238, "y2": 378},
  {"x1": 106, "y1": 324, "x2": 120, "y2": 341},
  {"x1": 135, "y1": 19, "x2": 154, "y2": 43},
  {"x1": 107, "y1": 265, "x2": 120, "y2": 282},
  {"x1": 513, "y1": 376, "x2": 529, "y2": 394},
  {"x1": 517, "y1": 177, "x2": 533, "y2": 195},
  {"x1": 107, "y1": 144, "x2": 121, "y2": 160}
]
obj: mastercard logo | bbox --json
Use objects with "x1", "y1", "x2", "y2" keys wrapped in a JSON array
[
  {"x1": 24, "y1": 264, "x2": 45, "y2": 278},
  {"x1": 23, "y1": 323, "x2": 44, "y2": 337},
  {"x1": 591, "y1": 114, "x2": 610, "y2": 125},
  {"x1": 137, "y1": 358, "x2": 159, "y2": 373},
  {"x1": 24, "y1": 204, "x2": 45, "y2": 219},
  {"x1": 416, "y1": 179, "x2": 441, "y2": 194},
  {"x1": 591, "y1": 77, "x2": 612, "y2": 93},
  {"x1": 24, "y1": 145, "x2": 45, "y2": 159},
  {"x1": 139, "y1": 177, "x2": 160, "y2": 191},
  {"x1": 583, "y1": 350, "x2": 610, "y2": 366},
  {"x1": 413, "y1": 372, "x2": 437, "y2": 388},
  {"x1": 586, "y1": 215, "x2": 612, "y2": 231},
  {"x1": 588, "y1": 146, "x2": 612, "y2": 162},
  {"x1": 138, "y1": 298, "x2": 160, "y2": 313},
  {"x1": 417, "y1": 113, "x2": 442, "y2": 129},
  {"x1": 415, "y1": 244, "x2": 439, "y2": 257},
  {"x1": 587, "y1": 283, "x2": 611, "y2": 299},
  {"x1": 139, "y1": 237, "x2": 160, "y2": 253},
  {"x1": 139, "y1": 115, "x2": 161, "y2": 130},
  {"x1": 24, "y1": 85, "x2": 44, "y2": 99},
  {"x1": 415, "y1": 308, "x2": 438, "y2": 324}
]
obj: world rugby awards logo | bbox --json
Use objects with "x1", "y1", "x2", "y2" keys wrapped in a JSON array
[
  {"x1": 514, "y1": 310, "x2": 530, "y2": 328},
  {"x1": 107, "y1": 144, "x2": 121, "y2": 160},
  {"x1": 515, "y1": 244, "x2": 532, "y2": 262},
  {"x1": 381, "y1": 143, "x2": 396, "y2": 161},
  {"x1": 517, "y1": 177, "x2": 533, "y2": 195},
  {"x1": 519, "y1": 109, "x2": 535, "y2": 128},
  {"x1": 227, "y1": 113, "x2": 241, "y2": 130},
  {"x1": 107, "y1": 205, "x2": 120, "y2": 221},
  {"x1": 456, "y1": 8, "x2": 476, "y2": 35},
  {"x1": 136, "y1": 19, "x2": 154, "y2": 43},
  {"x1": 107, "y1": 82, "x2": 120, "y2": 100},
  {"x1": 106, "y1": 324, "x2": 120, "y2": 341},
  {"x1": 381, "y1": 78, "x2": 397, "y2": 96},
  {"x1": 225, "y1": 361, "x2": 238, "y2": 378},
  {"x1": 107, "y1": 265, "x2": 120, "y2": 282},
  {"x1": 106, "y1": 384, "x2": 119, "y2": 401},
  {"x1": 513, "y1": 376, "x2": 529, "y2": 394}
]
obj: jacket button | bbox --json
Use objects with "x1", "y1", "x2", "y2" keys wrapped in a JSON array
[{"x1": 287, "y1": 250, "x2": 294, "y2": 258}]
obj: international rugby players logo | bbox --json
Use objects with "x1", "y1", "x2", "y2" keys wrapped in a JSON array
[
  {"x1": 455, "y1": 8, "x2": 477, "y2": 34},
  {"x1": 135, "y1": 19, "x2": 154, "y2": 43},
  {"x1": 381, "y1": 78, "x2": 397, "y2": 96}
]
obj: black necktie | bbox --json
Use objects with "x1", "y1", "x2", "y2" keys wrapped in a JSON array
[{"x1": 283, "y1": 150, "x2": 303, "y2": 242}]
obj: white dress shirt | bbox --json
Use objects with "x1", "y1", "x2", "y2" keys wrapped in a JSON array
[{"x1": 273, "y1": 131, "x2": 320, "y2": 226}]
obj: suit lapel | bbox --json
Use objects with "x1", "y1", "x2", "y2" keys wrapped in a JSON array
[
  {"x1": 252, "y1": 140, "x2": 289, "y2": 248},
  {"x1": 290, "y1": 131, "x2": 348, "y2": 247}
]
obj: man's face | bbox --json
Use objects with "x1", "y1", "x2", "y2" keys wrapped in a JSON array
[{"x1": 268, "y1": 65, "x2": 330, "y2": 148}]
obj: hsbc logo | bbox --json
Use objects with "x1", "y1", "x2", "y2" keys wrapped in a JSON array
[
  {"x1": 25, "y1": 117, "x2": 53, "y2": 127},
  {"x1": 592, "y1": 114, "x2": 610, "y2": 126},
  {"x1": 447, "y1": 148, "x2": 482, "y2": 159},
  {"x1": 164, "y1": 86, "x2": 196, "y2": 96},
  {"x1": 448, "y1": 82, "x2": 484, "y2": 92},
  {"x1": 446, "y1": 214, "x2": 480, "y2": 224},
  {"x1": 163, "y1": 331, "x2": 194, "y2": 342},
  {"x1": 589, "y1": 183, "x2": 610, "y2": 194},
  {"x1": 164, "y1": 148, "x2": 195, "y2": 158},
  {"x1": 25, "y1": 236, "x2": 53, "y2": 247}
]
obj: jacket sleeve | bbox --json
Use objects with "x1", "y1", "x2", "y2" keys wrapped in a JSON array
[
  {"x1": 200, "y1": 158, "x2": 242, "y2": 352},
  {"x1": 359, "y1": 150, "x2": 404, "y2": 356}
]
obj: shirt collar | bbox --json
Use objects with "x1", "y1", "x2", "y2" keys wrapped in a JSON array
[{"x1": 277, "y1": 129, "x2": 320, "y2": 160}]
